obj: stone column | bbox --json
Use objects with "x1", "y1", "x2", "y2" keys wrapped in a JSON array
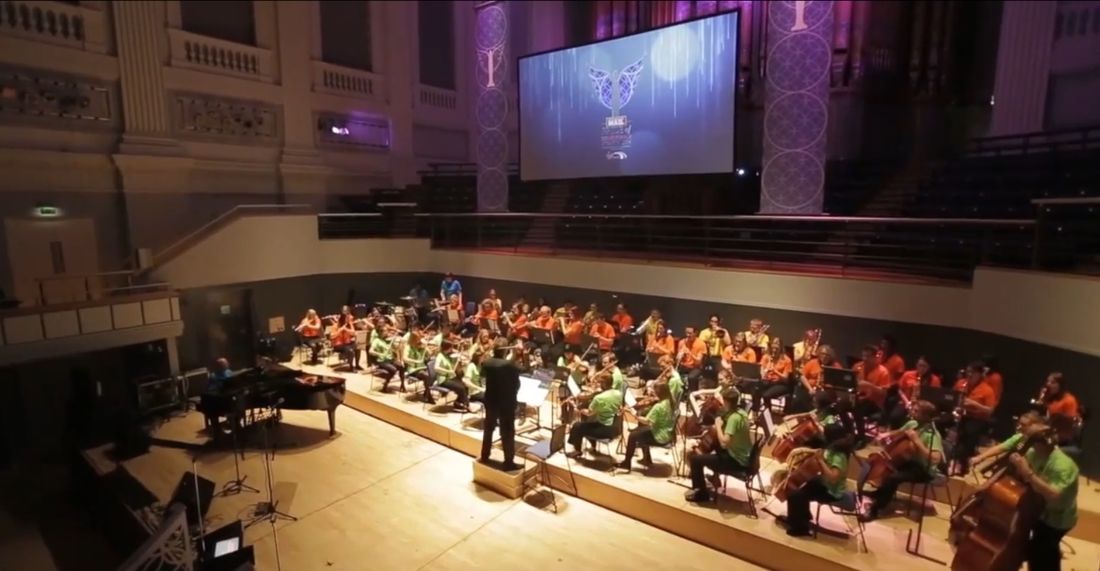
[
  {"x1": 113, "y1": 1, "x2": 176, "y2": 153},
  {"x1": 275, "y1": 0, "x2": 326, "y2": 203},
  {"x1": 988, "y1": 1, "x2": 1058, "y2": 137},
  {"x1": 759, "y1": 1, "x2": 834, "y2": 215},
  {"x1": 474, "y1": 2, "x2": 510, "y2": 212}
]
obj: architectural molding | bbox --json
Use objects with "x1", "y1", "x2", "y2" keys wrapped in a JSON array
[{"x1": 171, "y1": 92, "x2": 281, "y2": 143}]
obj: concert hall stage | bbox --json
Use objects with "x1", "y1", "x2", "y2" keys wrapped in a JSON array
[{"x1": 283, "y1": 360, "x2": 1100, "y2": 571}]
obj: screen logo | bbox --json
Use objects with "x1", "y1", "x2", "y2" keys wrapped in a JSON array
[{"x1": 589, "y1": 58, "x2": 643, "y2": 160}]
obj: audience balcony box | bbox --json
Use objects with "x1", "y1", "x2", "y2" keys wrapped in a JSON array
[
  {"x1": 0, "y1": 0, "x2": 110, "y2": 54},
  {"x1": 167, "y1": 28, "x2": 275, "y2": 83}
]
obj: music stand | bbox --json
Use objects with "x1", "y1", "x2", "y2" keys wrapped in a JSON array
[
  {"x1": 531, "y1": 328, "x2": 554, "y2": 347},
  {"x1": 823, "y1": 367, "x2": 858, "y2": 393},
  {"x1": 730, "y1": 361, "x2": 761, "y2": 381},
  {"x1": 245, "y1": 419, "x2": 297, "y2": 529},
  {"x1": 218, "y1": 394, "x2": 259, "y2": 497},
  {"x1": 517, "y1": 375, "x2": 552, "y2": 432}
]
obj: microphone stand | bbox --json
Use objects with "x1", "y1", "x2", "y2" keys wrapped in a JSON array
[
  {"x1": 245, "y1": 416, "x2": 297, "y2": 529},
  {"x1": 218, "y1": 396, "x2": 259, "y2": 496}
]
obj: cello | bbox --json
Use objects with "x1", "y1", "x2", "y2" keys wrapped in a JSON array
[
  {"x1": 863, "y1": 431, "x2": 919, "y2": 489},
  {"x1": 949, "y1": 432, "x2": 1048, "y2": 571},
  {"x1": 772, "y1": 415, "x2": 824, "y2": 463},
  {"x1": 774, "y1": 449, "x2": 825, "y2": 502}
]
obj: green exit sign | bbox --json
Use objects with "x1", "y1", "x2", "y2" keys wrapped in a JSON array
[{"x1": 34, "y1": 206, "x2": 61, "y2": 218}]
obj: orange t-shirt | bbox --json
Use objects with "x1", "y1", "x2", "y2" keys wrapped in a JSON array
[
  {"x1": 898, "y1": 370, "x2": 942, "y2": 399},
  {"x1": 883, "y1": 353, "x2": 906, "y2": 381},
  {"x1": 610, "y1": 312, "x2": 634, "y2": 333},
  {"x1": 300, "y1": 317, "x2": 322, "y2": 337},
  {"x1": 563, "y1": 320, "x2": 584, "y2": 345},
  {"x1": 647, "y1": 335, "x2": 675, "y2": 356},
  {"x1": 723, "y1": 346, "x2": 757, "y2": 364},
  {"x1": 533, "y1": 315, "x2": 555, "y2": 330},
  {"x1": 478, "y1": 308, "x2": 499, "y2": 323},
  {"x1": 984, "y1": 372, "x2": 1004, "y2": 402},
  {"x1": 678, "y1": 338, "x2": 706, "y2": 368},
  {"x1": 760, "y1": 353, "x2": 792, "y2": 382},
  {"x1": 801, "y1": 358, "x2": 822, "y2": 388},
  {"x1": 1047, "y1": 393, "x2": 1080, "y2": 419},
  {"x1": 855, "y1": 362, "x2": 892, "y2": 407},
  {"x1": 589, "y1": 322, "x2": 616, "y2": 351},
  {"x1": 962, "y1": 381, "x2": 998, "y2": 420},
  {"x1": 510, "y1": 314, "x2": 530, "y2": 339}
]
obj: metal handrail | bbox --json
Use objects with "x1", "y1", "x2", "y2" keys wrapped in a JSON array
[
  {"x1": 152, "y1": 203, "x2": 313, "y2": 269},
  {"x1": 1031, "y1": 197, "x2": 1100, "y2": 206},
  {"x1": 413, "y1": 212, "x2": 1036, "y2": 226}
]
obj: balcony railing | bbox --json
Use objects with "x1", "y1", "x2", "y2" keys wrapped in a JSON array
[
  {"x1": 33, "y1": 270, "x2": 172, "y2": 306},
  {"x1": 167, "y1": 28, "x2": 274, "y2": 82},
  {"x1": 312, "y1": 60, "x2": 386, "y2": 102},
  {"x1": 0, "y1": 0, "x2": 108, "y2": 53},
  {"x1": 310, "y1": 211, "x2": 1100, "y2": 282},
  {"x1": 418, "y1": 85, "x2": 458, "y2": 110}
]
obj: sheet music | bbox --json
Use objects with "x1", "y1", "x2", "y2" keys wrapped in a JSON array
[
  {"x1": 567, "y1": 377, "x2": 581, "y2": 396},
  {"x1": 624, "y1": 389, "x2": 637, "y2": 408},
  {"x1": 517, "y1": 375, "x2": 550, "y2": 406}
]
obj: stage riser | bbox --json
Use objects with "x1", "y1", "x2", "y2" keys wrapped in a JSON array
[{"x1": 342, "y1": 393, "x2": 861, "y2": 570}]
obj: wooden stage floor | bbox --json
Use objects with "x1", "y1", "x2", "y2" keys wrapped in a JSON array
[{"x1": 83, "y1": 358, "x2": 1100, "y2": 570}]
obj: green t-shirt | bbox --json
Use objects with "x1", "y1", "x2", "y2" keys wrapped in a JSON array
[
  {"x1": 646, "y1": 399, "x2": 674, "y2": 444},
  {"x1": 611, "y1": 367, "x2": 625, "y2": 391},
  {"x1": 723, "y1": 409, "x2": 752, "y2": 465},
  {"x1": 814, "y1": 410, "x2": 838, "y2": 427},
  {"x1": 1026, "y1": 448, "x2": 1079, "y2": 530},
  {"x1": 823, "y1": 449, "x2": 850, "y2": 499},
  {"x1": 433, "y1": 353, "x2": 455, "y2": 385},
  {"x1": 403, "y1": 345, "x2": 426, "y2": 373},
  {"x1": 590, "y1": 389, "x2": 623, "y2": 426},
  {"x1": 668, "y1": 370, "x2": 684, "y2": 403},
  {"x1": 1000, "y1": 432, "x2": 1025, "y2": 450},
  {"x1": 463, "y1": 362, "x2": 483, "y2": 393},
  {"x1": 370, "y1": 337, "x2": 393, "y2": 361},
  {"x1": 900, "y1": 419, "x2": 944, "y2": 476}
]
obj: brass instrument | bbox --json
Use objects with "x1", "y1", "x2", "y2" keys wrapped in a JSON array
[
  {"x1": 746, "y1": 323, "x2": 771, "y2": 347},
  {"x1": 1029, "y1": 386, "x2": 1048, "y2": 408}
]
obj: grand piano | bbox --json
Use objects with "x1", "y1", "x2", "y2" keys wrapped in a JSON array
[{"x1": 198, "y1": 364, "x2": 347, "y2": 437}]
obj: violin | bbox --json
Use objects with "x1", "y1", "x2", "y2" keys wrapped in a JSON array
[
  {"x1": 949, "y1": 432, "x2": 1048, "y2": 571},
  {"x1": 772, "y1": 415, "x2": 824, "y2": 463},
  {"x1": 774, "y1": 451, "x2": 825, "y2": 502},
  {"x1": 863, "y1": 431, "x2": 920, "y2": 489}
]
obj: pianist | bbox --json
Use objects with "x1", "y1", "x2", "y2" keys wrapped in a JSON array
[{"x1": 207, "y1": 358, "x2": 234, "y2": 394}]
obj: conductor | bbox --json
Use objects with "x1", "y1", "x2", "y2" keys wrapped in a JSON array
[{"x1": 480, "y1": 342, "x2": 524, "y2": 471}]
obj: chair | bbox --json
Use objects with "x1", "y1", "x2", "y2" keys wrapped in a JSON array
[
  {"x1": 522, "y1": 424, "x2": 575, "y2": 513},
  {"x1": 905, "y1": 472, "x2": 953, "y2": 517},
  {"x1": 588, "y1": 414, "x2": 624, "y2": 462},
  {"x1": 813, "y1": 491, "x2": 868, "y2": 553},
  {"x1": 711, "y1": 433, "x2": 767, "y2": 518}
]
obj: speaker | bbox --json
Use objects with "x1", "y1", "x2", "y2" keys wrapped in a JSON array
[
  {"x1": 110, "y1": 412, "x2": 151, "y2": 461},
  {"x1": 168, "y1": 471, "x2": 216, "y2": 528}
]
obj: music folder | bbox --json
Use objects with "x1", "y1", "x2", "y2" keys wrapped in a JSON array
[{"x1": 531, "y1": 328, "x2": 554, "y2": 345}]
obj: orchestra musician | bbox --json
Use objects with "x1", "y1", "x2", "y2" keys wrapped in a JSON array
[
  {"x1": 677, "y1": 326, "x2": 706, "y2": 392},
  {"x1": 609, "y1": 303, "x2": 635, "y2": 335},
  {"x1": 641, "y1": 323, "x2": 674, "y2": 380},
  {"x1": 369, "y1": 325, "x2": 399, "y2": 383},
  {"x1": 650, "y1": 355, "x2": 684, "y2": 404},
  {"x1": 879, "y1": 335, "x2": 906, "y2": 382},
  {"x1": 637, "y1": 309, "x2": 663, "y2": 339},
  {"x1": 295, "y1": 309, "x2": 324, "y2": 363},
  {"x1": 201, "y1": 357, "x2": 234, "y2": 431},
  {"x1": 755, "y1": 337, "x2": 793, "y2": 413},
  {"x1": 780, "y1": 423, "x2": 854, "y2": 538},
  {"x1": 970, "y1": 410, "x2": 1044, "y2": 468},
  {"x1": 588, "y1": 313, "x2": 616, "y2": 353},
  {"x1": 721, "y1": 332, "x2": 757, "y2": 368},
  {"x1": 440, "y1": 272, "x2": 462, "y2": 305},
  {"x1": 852, "y1": 345, "x2": 893, "y2": 438},
  {"x1": 597, "y1": 352, "x2": 625, "y2": 392},
  {"x1": 484, "y1": 289, "x2": 503, "y2": 313},
  {"x1": 390, "y1": 331, "x2": 429, "y2": 393},
  {"x1": 798, "y1": 344, "x2": 837, "y2": 395},
  {"x1": 583, "y1": 302, "x2": 600, "y2": 323},
  {"x1": 504, "y1": 303, "x2": 531, "y2": 344},
  {"x1": 982, "y1": 354, "x2": 1005, "y2": 403},
  {"x1": 791, "y1": 328, "x2": 821, "y2": 367},
  {"x1": 561, "y1": 309, "x2": 585, "y2": 347},
  {"x1": 532, "y1": 306, "x2": 556, "y2": 352},
  {"x1": 697, "y1": 315, "x2": 729, "y2": 382},
  {"x1": 952, "y1": 361, "x2": 999, "y2": 474},
  {"x1": 685, "y1": 386, "x2": 752, "y2": 503},
  {"x1": 428, "y1": 341, "x2": 468, "y2": 407},
  {"x1": 474, "y1": 299, "x2": 500, "y2": 334},
  {"x1": 859, "y1": 400, "x2": 945, "y2": 522},
  {"x1": 557, "y1": 345, "x2": 582, "y2": 369},
  {"x1": 567, "y1": 374, "x2": 623, "y2": 456},
  {"x1": 1040, "y1": 372, "x2": 1079, "y2": 424},
  {"x1": 742, "y1": 318, "x2": 770, "y2": 352},
  {"x1": 1006, "y1": 422, "x2": 1080, "y2": 571},
  {"x1": 889, "y1": 356, "x2": 941, "y2": 428},
  {"x1": 615, "y1": 382, "x2": 675, "y2": 472},
  {"x1": 331, "y1": 306, "x2": 360, "y2": 370}
]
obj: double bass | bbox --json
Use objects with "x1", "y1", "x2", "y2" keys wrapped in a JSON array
[
  {"x1": 949, "y1": 433, "x2": 1047, "y2": 571},
  {"x1": 772, "y1": 415, "x2": 825, "y2": 463}
]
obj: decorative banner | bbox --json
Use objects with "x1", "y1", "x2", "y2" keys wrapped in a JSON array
[
  {"x1": 475, "y1": 2, "x2": 510, "y2": 212},
  {"x1": 760, "y1": 1, "x2": 834, "y2": 214}
]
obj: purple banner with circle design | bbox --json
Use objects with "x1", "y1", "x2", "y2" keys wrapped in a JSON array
[
  {"x1": 475, "y1": 3, "x2": 510, "y2": 212},
  {"x1": 760, "y1": 1, "x2": 833, "y2": 214}
]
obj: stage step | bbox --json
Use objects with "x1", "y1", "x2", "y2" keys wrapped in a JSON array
[{"x1": 471, "y1": 458, "x2": 534, "y2": 499}]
